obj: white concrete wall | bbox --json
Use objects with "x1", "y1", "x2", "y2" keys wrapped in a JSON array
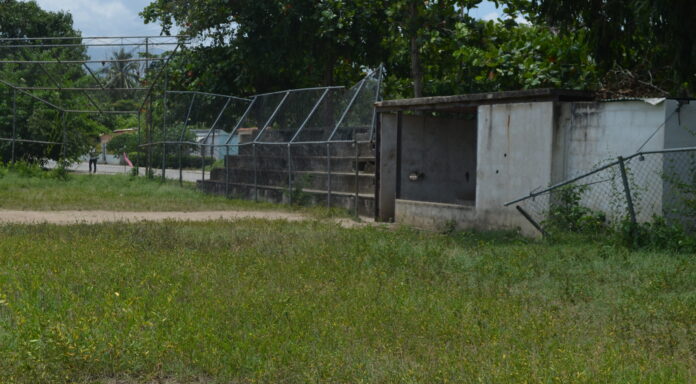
[
  {"x1": 556, "y1": 101, "x2": 671, "y2": 222},
  {"x1": 557, "y1": 101, "x2": 666, "y2": 177},
  {"x1": 476, "y1": 102, "x2": 556, "y2": 235}
]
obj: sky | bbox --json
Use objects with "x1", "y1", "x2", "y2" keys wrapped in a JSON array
[{"x1": 31, "y1": 0, "x2": 506, "y2": 38}]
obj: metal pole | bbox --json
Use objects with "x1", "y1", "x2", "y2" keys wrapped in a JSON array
[
  {"x1": 516, "y1": 206, "x2": 548, "y2": 237},
  {"x1": 225, "y1": 145, "x2": 230, "y2": 198},
  {"x1": 287, "y1": 144, "x2": 292, "y2": 205},
  {"x1": 289, "y1": 87, "x2": 330, "y2": 143},
  {"x1": 354, "y1": 139, "x2": 359, "y2": 216},
  {"x1": 253, "y1": 91, "x2": 291, "y2": 142},
  {"x1": 618, "y1": 156, "x2": 637, "y2": 225},
  {"x1": 11, "y1": 89, "x2": 16, "y2": 164},
  {"x1": 136, "y1": 112, "x2": 142, "y2": 171},
  {"x1": 327, "y1": 142, "x2": 332, "y2": 208},
  {"x1": 60, "y1": 112, "x2": 67, "y2": 162},
  {"x1": 178, "y1": 143, "x2": 183, "y2": 185},
  {"x1": 161, "y1": 70, "x2": 168, "y2": 181},
  {"x1": 328, "y1": 78, "x2": 367, "y2": 141},
  {"x1": 201, "y1": 143, "x2": 205, "y2": 181},
  {"x1": 253, "y1": 143, "x2": 258, "y2": 202},
  {"x1": 368, "y1": 65, "x2": 384, "y2": 141}
]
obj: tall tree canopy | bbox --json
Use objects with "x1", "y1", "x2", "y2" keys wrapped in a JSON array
[
  {"x1": 0, "y1": 0, "x2": 107, "y2": 163},
  {"x1": 142, "y1": 0, "x2": 602, "y2": 98},
  {"x1": 509, "y1": 0, "x2": 696, "y2": 96}
]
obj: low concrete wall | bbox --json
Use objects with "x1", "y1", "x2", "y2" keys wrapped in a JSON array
[{"x1": 395, "y1": 199, "x2": 476, "y2": 231}]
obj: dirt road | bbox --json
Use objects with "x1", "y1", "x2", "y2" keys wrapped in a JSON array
[{"x1": 0, "y1": 210, "x2": 371, "y2": 228}]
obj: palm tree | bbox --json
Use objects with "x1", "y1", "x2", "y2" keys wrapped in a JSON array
[{"x1": 99, "y1": 48, "x2": 140, "y2": 89}]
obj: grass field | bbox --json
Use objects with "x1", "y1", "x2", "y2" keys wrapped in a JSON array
[
  {"x1": 0, "y1": 219, "x2": 693, "y2": 383},
  {"x1": 0, "y1": 170, "x2": 311, "y2": 213}
]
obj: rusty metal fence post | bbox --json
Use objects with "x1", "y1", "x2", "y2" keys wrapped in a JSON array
[
  {"x1": 253, "y1": 143, "x2": 258, "y2": 202},
  {"x1": 287, "y1": 143, "x2": 292, "y2": 205},
  {"x1": 354, "y1": 139, "x2": 359, "y2": 217},
  {"x1": 225, "y1": 144, "x2": 230, "y2": 198},
  {"x1": 327, "y1": 142, "x2": 332, "y2": 208},
  {"x1": 11, "y1": 88, "x2": 16, "y2": 164},
  {"x1": 618, "y1": 156, "x2": 637, "y2": 225}
]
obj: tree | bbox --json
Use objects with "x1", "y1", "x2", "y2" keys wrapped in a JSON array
[
  {"x1": 512, "y1": 0, "x2": 696, "y2": 96},
  {"x1": 142, "y1": 0, "x2": 388, "y2": 95},
  {"x1": 0, "y1": 0, "x2": 106, "y2": 163},
  {"x1": 99, "y1": 48, "x2": 141, "y2": 89}
]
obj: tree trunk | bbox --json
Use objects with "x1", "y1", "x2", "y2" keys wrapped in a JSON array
[{"x1": 409, "y1": 2, "x2": 423, "y2": 98}]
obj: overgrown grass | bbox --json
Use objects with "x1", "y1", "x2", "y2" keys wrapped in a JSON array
[
  {"x1": 0, "y1": 167, "x2": 344, "y2": 217},
  {"x1": 0, "y1": 221, "x2": 693, "y2": 383}
]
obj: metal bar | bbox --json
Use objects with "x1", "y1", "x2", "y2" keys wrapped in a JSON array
[
  {"x1": 289, "y1": 87, "x2": 330, "y2": 143},
  {"x1": 166, "y1": 90, "x2": 251, "y2": 101},
  {"x1": 251, "y1": 86, "x2": 343, "y2": 98},
  {"x1": 252, "y1": 91, "x2": 291, "y2": 143},
  {"x1": 138, "y1": 42, "x2": 182, "y2": 114},
  {"x1": 327, "y1": 142, "x2": 332, "y2": 208},
  {"x1": 0, "y1": 42, "x2": 180, "y2": 49},
  {"x1": 224, "y1": 97, "x2": 257, "y2": 144},
  {"x1": 516, "y1": 205, "x2": 548, "y2": 237},
  {"x1": 201, "y1": 144, "x2": 205, "y2": 181},
  {"x1": 201, "y1": 97, "x2": 232, "y2": 145},
  {"x1": 225, "y1": 145, "x2": 230, "y2": 198},
  {"x1": 161, "y1": 70, "x2": 168, "y2": 182},
  {"x1": 64, "y1": 110, "x2": 138, "y2": 114},
  {"x1": 0, "y1": 58, "x2": 166, "y2": 65},
  {"x1": 0, "y1": 137, "x2": 62, "y2": 145},
  {"x1": 253, "y1": 143, "x2": 258, "y2": 202},
  {"x1": 136, "y1": 112, "x2": 142, "y2": 170},
  {"x1": 179, "y1": 94, "x2": 197, "y2": 141},
  {"x1": 287, "y1": 144, "x2": 292, "y2": 205},
  {"x1": 60, "y1": 112, "x2": 67, "y2": 161},
  {"x1": 11, "y1": 89, "x2": 16, "y2": 164},
  {"x1": 16, "y1": 86, "x2": 147, "y2": 91},
  {"x1": 630, "y1": 145, "x2": 696, "y2": 157},
  {"x1": 82, "y1": 63, "x2": 108, "y2": 92},
  {"x1": 354, "y1": 139, "x2": 360, "y2": 216},
  {"x1": 618, "y1": 156, "x2": 637, "y2": 225},
  {"x1": 368, "y1": 65, "x2": 384, "y2": 141},
  {"x1": 0, "y1": 78, "x2": 65, "y2": 111},
  {"x1": 179, "y1": 143, "x2": 183, "y2": 185},
  {"x1": 0, "y1": 35, "x2": 188, "y2": 41},
  {"x1": 328, "y1": 78, "x2": 367, "y2": 141},
  {"x1": 49, "y1": 57, "x2": 105, "y2": 116},
  {"x1": 504, "y1": 159, "x2": 622, "y2": 206},
  {"x1": 145, "y1": 37, "x2": 152, "y2": 178}
]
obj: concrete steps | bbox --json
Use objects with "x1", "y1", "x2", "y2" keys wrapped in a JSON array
[{"x1": 198, "y1": 180, "x2": 375, "y2": 216}]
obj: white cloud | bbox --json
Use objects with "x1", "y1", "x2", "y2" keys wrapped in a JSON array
[
  {"x1": 31, "y1": 0, "x2": 162, "y2": 37},
  {"x1": 483, "y1": 12, "x2": 499, "y2": 21}
]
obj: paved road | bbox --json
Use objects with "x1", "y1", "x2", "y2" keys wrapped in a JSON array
[{"x1": 46, "y1": 161, "x2": 209, "y2": 183}]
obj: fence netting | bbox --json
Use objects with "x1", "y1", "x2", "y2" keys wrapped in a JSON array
[{"x1": 509, "y1": 148, "x2": 696, "y2": 235}]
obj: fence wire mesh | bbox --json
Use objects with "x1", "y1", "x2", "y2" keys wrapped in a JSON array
[{"x1": 508, "y1": 148, "x2": 696, "y2": 235}]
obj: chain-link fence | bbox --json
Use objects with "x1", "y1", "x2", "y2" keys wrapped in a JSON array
[
  {"x1": 145, "y1": 68, "x2": 383, "y2": 216},
  {"x1": 0, "y1": 36, "x2": 182, "y2": 166},
  {"x1": 506, "y1": 147, "x2": 696, "y2": 236}
]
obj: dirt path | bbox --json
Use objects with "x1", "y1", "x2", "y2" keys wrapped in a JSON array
[{"x1": 0, "y1": 210, "x2": 373, "y2": 228}]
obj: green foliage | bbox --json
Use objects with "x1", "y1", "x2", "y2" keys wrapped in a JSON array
[
  {"x1": 516, "y1": 0, "x2": 696, "y2": 96},
  {"x1": 285, "y1": 173, "x2": 314, "y2": 206},
  {"x1": 544, "y1": 186, "x2": 607, "y2": 234},
  {"x1": 106, "y1": 133, "x2": 139, "y2": 155},
  {"x1": 0, "y1": 0, "x2": 113, "y2": 163},
  {"x1": 0, "y1": 161, "x2": 70, "y2": 181}
]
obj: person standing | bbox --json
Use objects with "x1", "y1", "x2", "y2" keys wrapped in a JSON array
[{"x1": 89, "y1": 148, "x2": 99, "y2": 173}]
